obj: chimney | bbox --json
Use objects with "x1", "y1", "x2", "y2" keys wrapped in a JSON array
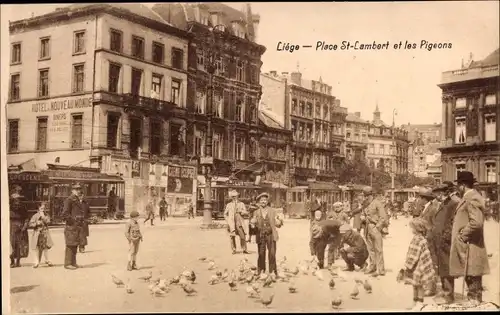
[
  {"x1": 269, "y1": 70, "x2": 277, "y2": 76},
  {"x1": 335, "y1": 99, "x2": 341, "y2": 107},
  {"x1": 354, "y1": 112, "x2": 361, "y2": 118},
  {"x1": 252, "y1": 13, "x2": 260, "y2": 42},
  {"x1": 290, "y1": 71, "x2": 302, "y2": 86}
]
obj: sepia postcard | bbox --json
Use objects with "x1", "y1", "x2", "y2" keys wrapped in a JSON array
[{"x1": 1, "y1": 1, "x2": 499, "y2": 313}]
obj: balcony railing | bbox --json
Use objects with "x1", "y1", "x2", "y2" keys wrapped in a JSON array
[
  {"x1": 441, "y1": 65, "x2": 499, "y2": 85},
  {"x1": 294, "y1": 166, "x2": 318, "y2": 178},
  {"x1": 93, "y1": 92, "x2": 177, "y2": 113}
]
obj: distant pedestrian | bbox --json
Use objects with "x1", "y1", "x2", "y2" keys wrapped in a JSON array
[
  {"x1": 144, "y1": 201, "x2": 155, "y2": 226},
  {"x1": 107, "y1": 187, "x2": 116, "y2": 219},
  {"x1": 399, "y1": 217, "x2": 436, "y2": 310},
  {"x1": 187, "y1": 201, "x2": 195, "y2": 219},
  {"x1": 159, "y1": 197, "x2": 168, "y2": 221},
  {"x1": 125, "y1": 211, "x2": 143, "y2": 271},
  {"x1": 29, "y1": 202, "x2": 54, "y2": 268}
]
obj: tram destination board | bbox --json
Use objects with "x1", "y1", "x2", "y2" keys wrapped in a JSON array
[{"x1": 8, "y1": 173, "x2": 50, "y2": 182}]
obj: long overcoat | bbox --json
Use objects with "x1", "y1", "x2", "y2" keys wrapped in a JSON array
[
  {"x1": 449, "y1": 189, "x2": 490, "y2": 277},
  {"x1": 430, "y1": 197, "x2": 458, "y2": 277},
  {"x1": 62, "y1": 194, "x2": 90, "y2": 246}
]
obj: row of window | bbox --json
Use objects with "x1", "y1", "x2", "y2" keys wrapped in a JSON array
[
  {"x1": 196, "y1": 51, "x2": 259, "y2": 84},
  {"x1": 193, "y1": 132, "x2": 246, "y2": 160},
  {"x1": 11, "y1": 31, "x2": 86, "y2": 65},
  {"x1": 291, "y1": 99, "x2": 336, "y2": 120},
  {"x1": 8, "y1": 114, "x2": 83, "y2": 152},
  {"x1": 454, "y1": 95, "x2": 498, "y2": 108},
  {"x1": 346, "y1": 132, "x2": 368, "y2": 142},
  {"x1": 454, "y1": 114, "x2": 497, "y2": 144},
  {"x1": 109, "y1": 29, "x2": 184, "y2": 69}
]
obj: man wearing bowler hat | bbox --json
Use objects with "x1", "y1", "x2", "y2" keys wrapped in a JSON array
[
  {"x1": 250, "y1": 192, "x2": 284, "y2": 276},
  {"x1": 360, "y1": 186, "x2": 388, "y2": 277},
  {"x1": 224, "y1": 190, "x2": 249, "y2": 254},
  {"x1": 449, "y1": 171, "x2": 490, "y2": 304},
  {"x1": 62, "y1": 183, "x2": 90, "y2": 269},
  {"x1": 431, "y1": 181, "x2": 460, "y2": 305}
]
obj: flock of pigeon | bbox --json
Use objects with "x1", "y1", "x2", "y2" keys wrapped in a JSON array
[{"x1": 109, "y1": 255, "x2": 376, "y2": 311}]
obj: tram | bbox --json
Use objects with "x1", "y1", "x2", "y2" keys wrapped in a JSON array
[{"x1": 8, "y1": 164, "x2": 125, "y2": 223}]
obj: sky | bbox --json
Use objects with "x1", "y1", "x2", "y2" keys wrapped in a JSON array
[{"x1": 1, "y1": 2, "x2": 499, "y2": 126}]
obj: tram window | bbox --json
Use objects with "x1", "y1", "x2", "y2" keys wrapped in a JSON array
[{"x1": 297, "y1": 193, "x2": 302, "y2": 202}]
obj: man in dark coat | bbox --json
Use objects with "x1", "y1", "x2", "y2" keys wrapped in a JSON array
[
  {"x1": 107, "y1": 187, "x2": 116, "y2": 219},
  {"x1": 431, "y1": 181, "x2": 459, "y2": 305},
  {"x1": 339, "y1": 224, "x2": 369, "y2": 271},
  {"x1": 62, "y1": 183, "x2": 90, "y2": 269},
  {"x1": 9, "y1": 190, "x2": 29, "y2": 268},
  {"x1": 310, "y1": 219, "x2": 343, "y2": 269},
  {"x1": 449, "y1": 171, "x2": 490, "y2": 304}
]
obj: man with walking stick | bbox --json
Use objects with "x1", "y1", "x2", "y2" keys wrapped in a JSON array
[{"x1": 449, "y1": 171, "x2": 490, "y2": 305}]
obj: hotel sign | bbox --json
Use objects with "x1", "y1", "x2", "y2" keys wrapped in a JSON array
[{"x1": 31, "y1": 96, "x2": 93, "y2": 113}]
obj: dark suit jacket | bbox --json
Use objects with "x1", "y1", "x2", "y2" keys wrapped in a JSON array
[
  {"x1": 431, "y1": 196, "x2": 458, "y2": 277},
  {"x1": 252, "y1": 206, "x2": 282, "y2": 243}
]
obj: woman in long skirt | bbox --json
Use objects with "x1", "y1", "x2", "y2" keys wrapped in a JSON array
[{"x1": 29, "y1": 202, "x2": 54, "y2": 268}]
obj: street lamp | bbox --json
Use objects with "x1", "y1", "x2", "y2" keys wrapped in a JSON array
[
  {"x1": 391, "y1": 109, "x2": 397, "y2": 203},
  {"x1": 200, "y1": 24, "x2": 226, "y2": 227}
]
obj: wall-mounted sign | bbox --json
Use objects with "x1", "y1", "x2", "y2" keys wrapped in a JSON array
[
  {"x1": 31, "y1": 97, "x2": 93, "y2": 113},
  {"x1": 8, "y1": 172, "x2": 50, "y2": 182},
  {"x1": 167, "y1": 177, "x2": 193, "y2": 194},
  {"x1": 168, "y1": 166, "x2": 195, "y2": 179}
]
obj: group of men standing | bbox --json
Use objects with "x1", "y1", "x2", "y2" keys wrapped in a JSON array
[{"x1": 411, "y1": 171, "x2": 490, "y2": 305}]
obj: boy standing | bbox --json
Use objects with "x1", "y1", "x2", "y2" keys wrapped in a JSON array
[{"x1": 125, "y1": 211, "x2": 143, "y2": 271}]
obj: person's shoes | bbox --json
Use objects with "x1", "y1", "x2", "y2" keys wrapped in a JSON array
[
  {"x1": 132, "y1": 262, "x2": 138, "y2": 270},
  {"x1": 73, "y1": 264, "x2": 80, "y2": 269},
  {"x1": 232, "y1": 250, "x2": 237, "y2": 255},
  {"x1": 79, "y1": 247, "x2": 85, "y2": 253},
  {"x1": 243, "y1": 250, "x2": 250, "y2": 254},
  {"x1": 33, "y1": 263, "x2": 39, "y2": 269},
  {"x1": 10, "y1": 259, "x2": 15, "y2": 268},
  {"x1": 45, "y1": 261, "x2": 53, "y2": 267},
  {"x1": 127, "y1": 262, "x2": 133, "y2": 271},
  {"x1": 342, "y1": 266, "x2": 355, "y2": 272},
  {"x1": 65, "y1": 265, "x2": 77, "y2": 270},
  {"x1": 15, "y1": 260, "x2": 21, "y2": 267},
  {"x1": 378, "y1": 271, "x2": 386, "y2": 276}
]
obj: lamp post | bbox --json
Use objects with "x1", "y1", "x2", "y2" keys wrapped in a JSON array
[
  {"x1": 391, "y1": 109, "x2": 397, "y2": 203},
  {"x1": 200, "y1": 24, "x2": 226, "y2": 227}
]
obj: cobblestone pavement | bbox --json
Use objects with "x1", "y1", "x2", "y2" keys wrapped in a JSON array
[{"x1": 9, "y1": 217, "x2": 499, "y2": 313}]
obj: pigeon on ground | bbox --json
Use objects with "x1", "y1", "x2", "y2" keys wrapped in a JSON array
[
  {"x1": 138, "y1": 271, "x2": 152, "y2": 282},
  {"x1": 111, "y1": 274, "x2": 125, "y2": 287},
  {"x1": 363, "y1": 279, "x2": 372, "y2": 293}
]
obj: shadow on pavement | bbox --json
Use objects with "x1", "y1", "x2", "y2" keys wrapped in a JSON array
[
  {"x1": 138, "y1": 266, "x2": 154, "y2": 270},
  {"x1": 82, "y1": 250, "x2": 100, "y2": 253},
  {"x1": 11, "y1": 285, "x2": 39, "y2": 294},
  {"x1": 80, "y1": 262, "x2": 107, "y2": 269}
]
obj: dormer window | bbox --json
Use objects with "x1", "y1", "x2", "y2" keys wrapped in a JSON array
[
  {"x1": 232, "y1": 22, "x2": 245, "y2": 38},
  {"x1": 195, "y1": 6, "x2": 209, "y2": 25}
]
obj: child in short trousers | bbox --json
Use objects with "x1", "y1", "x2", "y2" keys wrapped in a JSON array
[{"x1": 125, "y1": 211, "x2": 143, "y2": 271}]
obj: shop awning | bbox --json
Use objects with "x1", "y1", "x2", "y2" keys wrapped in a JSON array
[
  {"x1": 8, "y1": 158, "x2": 40, "y2": 172},
  {"x1": 308, "y1": 181, "x2": 340, "y2": 191}
]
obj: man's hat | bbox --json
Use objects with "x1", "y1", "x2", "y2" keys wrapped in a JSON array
[
  {"x1": 455, "y1": 171, "x2": 477, "y2": 185},
  {"x1": 417, "y1": 187, "x2": 435, "y2": 199},
  {"x1": 256, "y1": 192, "x2": 270, "y2": 201},
  {"x1": 72, "y1": 183, "x2": 82, "y2": 189},
  {"x1": 228, "y1": 190, "x2": 239, "y2": 197},
  {"x1": 333, "y1": 202, "x2": 343, "y2": 207},
  {"x1": 432, "y1": 181, "x2": 455, "y2": 193},
  {"x1": 130, "y1": 210, "x2": 140, "y2": 218},
  {"x1": 362, "y1": 186, "x2": 373, "y2": 195},
  {"x1": 340, "y1": 224, "x2": 352, "y2": 234}
]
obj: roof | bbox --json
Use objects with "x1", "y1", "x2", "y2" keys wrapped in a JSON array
[
  {"x1": 152, "y1": 3, "x2": 259, "y2": 42},
  {"x1": 259, "y1": 110, "x2": 284, "y2": 129},
  {"x1": 470, "y1": 48, "x2": 499, "y2": 68},
  {"x1": 346, "y1": 113, "x2": 369, "y2": 124}
]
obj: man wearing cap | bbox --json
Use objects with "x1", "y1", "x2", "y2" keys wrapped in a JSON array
[
  {"x1": 431, "y1": 181, "x2": 460, "y2": 305},
  {"x1": 62, "y1": 183, "x2": 90, "y2": 269},
  {"x1": 9, "y1": 189, "x2": 30, "y2": 268},
  {"x1": 250, "y1": 192, "x2": 284, "y2": 276},
  {"x1": 360, "y1": 186, "x2": 388, "y2": 276},
  {"x1": 339, "y1": 224, "x2": 369, "y2": 271},
  {"x1": 310, "y1": 219, "x2": 343, "y2": 269},
  {"x1": 449, "y1": 171, "x2": 490, "y2": 304},
  {"x1": 224, "y1": 190, "x2": 249, "y2": 254}
]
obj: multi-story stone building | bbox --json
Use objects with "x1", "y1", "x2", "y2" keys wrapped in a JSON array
[
  {"x1": 438, "y1": 48, "x2": 500, "y2": 200},
  {"x1": 345, "y1": 112, "x2": 369, "y2": 161},
  {"x1": 401, "y1": 123, "x2": 442, "y2": 144},
  {"x1": 366, "y1": 105, "x2": 409, "y2": 175},
  {"x1": 153, "y1": 3, "x2": 266, "y2": 184},
  {"x1": 6, "y1": 4, "x2": 196, "y2": 214}
]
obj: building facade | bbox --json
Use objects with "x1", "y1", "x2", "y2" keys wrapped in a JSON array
[
  {"x1": 345, "y1": 112, "x2": 369, "y2": 162},
  {"x1": 366, "y1": 105, "x2": 409, "y2": 175},
  {"x1": 438, "y1": 48, "x2": 500, "y2": 201},
  {"x1": 7, "y1": 4, "x2": 197, "y2": 214},
  {"x1": 153, "y1": 3, "x2": 266, "y2": 184}
]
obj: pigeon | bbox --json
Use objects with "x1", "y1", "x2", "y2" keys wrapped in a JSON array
[
  {"x1": 350, "y1": 284, "x2": 359, "y2": 299},
  {"x1": 208, "y1": 260, "x2": 217, "y2": 270},
  {"x1": 169, "y1": 276, "x2": 181, "y2": 285},
  {"x1": 208, "y1": 275, "x2": 220, "y2": 285},
  {"x1": 125, "y1": 279, "x2": 134, "y2": 294},
  {"x1": 354, "y1": 277, "x2": 363, "y2": 285},
  {"x1": 331, "y1": 296, "x2": 343, "y2": 309},
  {"x1": 246, "y1": 273, "x2": 254, "y2": 284},
  {"x1": 263, "y1": 275, "x2": 273, "y2": 288},
  {"x1": 181, "y1": 270, "x2": 192, "y2": 279},
  {"x1": 179, "y1": 276, "x2": 189, "y2": 286},
  {"x1": 188, "y1": 271, "x2": 197, "y2": 283},
  {"x1": 111, "y1": 274, "x2": 125, "y2": 287},
  {"x1": 249, "y1": 264, "x2": 257, "y2": 271},
  {"x1": 300, "y1": 264, "x2": 309, "y2": 275},
  {"x1": 138, "y1": 271, "x2": 153, "y2": 282},
  {"x1": 181, "y1": 283, "x2": 197, "y2": 296},
  {"x1": 259, "y1": 273, "x2": 268, "y2": 281},
  {"x1": 216, "y1": 270, "x2": 223, "y2": 278},
  {"x1": 363, "y1": 280, "x2": 372, "y2": 294},
  {"x1": 157, "y1": 279, "x2": 168, "y2": 291},
  {"x1": 151, "y1": 285, "x2": 167, "y2": 296},
  {"x1": 288, "y1": 282, "x2": 297, "y2": 293},
  {"x1": 246, "y1": 285, "x2": 259, "y2": 298},
  {"x1": 259, "y1": 293, "x2": 274, "y2": 308},
  {"x1": 220, "y1": 269, "x2": 230, "y2": 281},
  {"x1": 199, "y1": 256, "x2": 207, "y2": 261},
  {"x1": 228, "y1": 279, "x2": 237, "y2": 291},
  {"x1": 329, "y1": 278, "x2": 336, "y2": 290},
  {"x1": 291, "y1": 266, "x2": 300, "y2": 276},
  {"x1": 315, "y1": 270, "x2": 324, "y2": 281}
]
